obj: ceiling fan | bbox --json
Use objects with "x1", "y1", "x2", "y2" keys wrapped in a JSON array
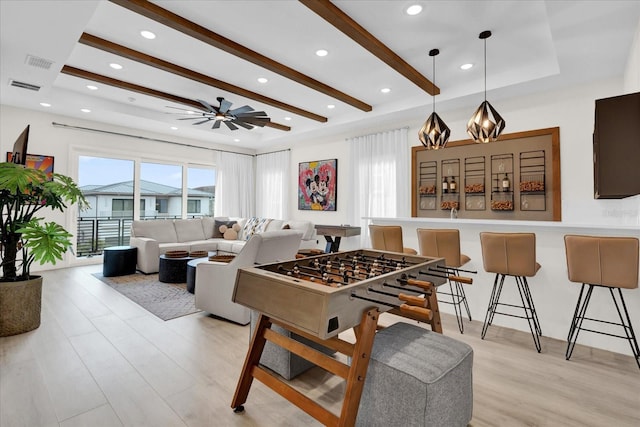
[{"x1": 169, "y1": 97, "x2": 271, "y2": 130}]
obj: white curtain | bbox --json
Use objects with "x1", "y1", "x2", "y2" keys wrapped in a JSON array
[
  {"x1": 255, "y1": 150, "x2": 290, "y2": 219},
  {"x1": 347, "y1": 127, "x2": 410, "y2": 246},
  {"x1": 214, "y1": 151, "x2": 255, "y2": 217}
]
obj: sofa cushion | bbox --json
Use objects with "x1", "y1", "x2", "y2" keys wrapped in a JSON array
[
  {"x1": 283, "y1": 220, "x2": 315, "y2": 240},
  {"x1": 189, "y1": 240, "x2": 222, "y2": 253},
  {"x1": 241, "y1": 217, "x2": 272, "y2": 240},
  {"x1": 132, "y1": 220, "x2": 178, "y2": 243},
  {"x1": 265, "y1": 219, "x2": 284, "y2": 231},
  {"x1": 174, "y1": 219, "x2": 206, "y2": 242},
  {"x1": 216, "y1": 240, "x2": 246, "y2": 254},
  {"x1": 213, "y1": 220, "x2": 238, "y2": 238}
]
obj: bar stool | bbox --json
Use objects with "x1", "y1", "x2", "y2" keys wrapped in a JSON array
[
  {"x1": 369, "y1": 225, "x2": 417, "y2": 255},
  {"x1": 480, "y1": 232, "x2": 542, "y2": 352},
  {"x1": 417, "y1": 228, "x2": 475, "y2": 333},
  {"x1": 564, "y1": 235, "x2": 639, "y2": 368}
]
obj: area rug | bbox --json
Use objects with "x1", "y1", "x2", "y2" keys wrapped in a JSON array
[{"x1": 92, "y1": 272, "x2": 200, "y2": 321}]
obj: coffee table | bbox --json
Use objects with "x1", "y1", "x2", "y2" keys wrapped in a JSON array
[{"x1": 158, "y1": 254, "x2": 192, "y2": 283}]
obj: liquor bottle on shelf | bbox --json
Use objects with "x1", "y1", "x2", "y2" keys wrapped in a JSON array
[
  {"x1": 502, "y1": 173, "x2": 510, "y2": 192},
  {"x1": 442, "y1": 176, "x2": 449, "y2": 194},
  {"x1": 449, "y1": 176, "x2": 457, "y2": 193}
]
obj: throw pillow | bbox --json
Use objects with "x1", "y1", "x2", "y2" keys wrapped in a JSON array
[
  {"x1": 219, "y1": 223, "x2": 242, "y2": 240},
  {"x1": 241, "y1": 217, "x2": 271, "y2": 241},
  {"x1": 213, "y1": 220, "x2": 237, "y2": 238}
]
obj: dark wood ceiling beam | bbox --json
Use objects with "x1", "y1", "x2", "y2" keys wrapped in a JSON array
[
  {"x1": 79, "y1": 33, "x2": 327, "y2": 123},
  {"x1": 109, "y1": 0, "x2": 372, "y2": 112},
  {"x1": 299, "y1": 0, "x2": 439, "y2": 96},
  {"x1": 60, "y1": 65, "x2": 291, "y2": 131}
]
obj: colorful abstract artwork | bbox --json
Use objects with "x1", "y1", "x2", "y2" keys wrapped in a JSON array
[
  {"x1": 6, "y1": 153, "x2": 55, "y2": 179},
  {"x1": 298, "y1": 159, "x2": 337, "y2": 211}
]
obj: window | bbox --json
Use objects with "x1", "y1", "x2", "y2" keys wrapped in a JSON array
[
  {"x1": 187, "y1": 199, "x2": 201, "y2": 213},
  {"x1": 156, "y1": 198, "x2": 168, "y2": 213},
  {"x1": 112, "y1": 199, "x2": 133, "y2": 217},
  {"x1": 141, "y1": 162, "x2": 182, "y2": 218},
  {"x1": 188, "y1": 166, "x2": 215, "y2": 217}
]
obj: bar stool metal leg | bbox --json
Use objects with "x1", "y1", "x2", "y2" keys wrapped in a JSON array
[
  {"x1": 515, "y1": 276, "x2": 542, "y2": 353},
  {"x1": 481, "y1": 274, "x2": 503, "y2": 339}
]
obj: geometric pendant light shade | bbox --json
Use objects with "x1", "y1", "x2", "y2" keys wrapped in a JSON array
[
  {"x1": 419, "y1": 49, "x2": 450, "y2": 149},
  {"x1": 466, "y1": 31, "x2": 506, "y2": 143}
]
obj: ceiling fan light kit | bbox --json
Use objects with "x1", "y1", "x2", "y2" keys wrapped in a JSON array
[
  {"x1": 419, "y1": 48, "x2": 450, "y2": 150},
  {"x1": 467, "y1": 30, "x2": 506, "y2": 143}
]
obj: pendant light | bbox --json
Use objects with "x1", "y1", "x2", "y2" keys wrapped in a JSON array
[
  {"x1": 419, "y1": 49, "x2": 450, "y2": 150},
  {"x1": 467, "y1": 30, "x2": 505, "y2": 143}
]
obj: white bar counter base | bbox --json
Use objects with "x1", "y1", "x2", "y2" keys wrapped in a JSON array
[{"x1": 365, "y1": 217, "x2": 640, "y2": 357}]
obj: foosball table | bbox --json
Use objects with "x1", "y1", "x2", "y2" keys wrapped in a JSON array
[{"x1": 230, "y1": 249, "x2": 473, "y2": 426}]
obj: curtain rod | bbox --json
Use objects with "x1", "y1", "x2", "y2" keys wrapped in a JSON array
[
  {"x1": 255, "y1": 148, "x2": 291, "y2": 156},
  {"x1": 51, "y1": 122, "x2": 254, "y2": 157}
]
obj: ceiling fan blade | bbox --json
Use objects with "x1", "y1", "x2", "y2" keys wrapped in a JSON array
[
  {"x1": 231, "y1": 120, "x2": 254, "y2": 130},
  {"x1": 224, "y1": 121, "x2": 239, "y2": 130},
  {"x1": 177, "y1": 116, "x2": 209, "y2": 121},
  {"x1": 193, "y1": 118, "x2": 212, "y2": 125},
  {"x1": 219, "y1": 99, "x2": 233, "y2": 114},
  {"x1": 211, "y1": 120, "x2": 222, "y2": 129},
  {"x1": 197, "y1": 99, "x2": 217, "y2": 113},
  {"x1": 229, "y1": 105, "x2": 253, "y2": 115}
]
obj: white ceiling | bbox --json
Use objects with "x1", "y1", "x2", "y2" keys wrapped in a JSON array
[{"x1": 1, "y1": 1, "x2": 639, "y2": 150}]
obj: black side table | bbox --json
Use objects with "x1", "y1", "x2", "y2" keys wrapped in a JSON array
[
  {"x1": 186, "y1": 257, "x2": 211, "y2": 293},
  {"x1": 159, "y1": 255, "x2": 191, "y2": 283},
  {"x1": 103, "y1": 246, "x2": 137, "y2": 277}
]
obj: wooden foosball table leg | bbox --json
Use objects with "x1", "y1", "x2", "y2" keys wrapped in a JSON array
[{"x1": 230, "y1": 309, "x2": 381, "y2": 427}]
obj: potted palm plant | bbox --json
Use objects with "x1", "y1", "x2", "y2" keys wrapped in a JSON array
[{"x1": 0, "y1": 162, "x2": 88, "y2": 336}]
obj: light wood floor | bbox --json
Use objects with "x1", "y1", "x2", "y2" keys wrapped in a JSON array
[{"x1": 1, "y1": 264, "x2": 638, "y2": 427}]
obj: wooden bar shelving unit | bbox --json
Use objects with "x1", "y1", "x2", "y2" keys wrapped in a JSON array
[{"x1": 411, "y1": 127, "x2": 561, "y2": 221}]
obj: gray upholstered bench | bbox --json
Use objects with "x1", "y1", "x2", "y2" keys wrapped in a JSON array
[
  {"x1": 356, "y1": 322, "x2": 473, "y2": 427},
  {"x1": 249, "y1": 311, "x2": 336, "y2": 380}
]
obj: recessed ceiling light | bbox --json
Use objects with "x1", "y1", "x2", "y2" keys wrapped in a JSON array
[
  {"x1": 406, "y1": 5, "x2": 423, "y2": 15},
  {"x1": 39, "y1": 102, "x2": 51, "y2": 107},
  {"x1": 81, "y1": 108, "x2": 91, "y2": 113},
  {"x1": 233, "y1": 138, "x2": 240, "y2": 142},
  {"x1": 460, "y1": 63, "x2": 474, "y2": 70},
  {"x1": 327, "y1": 104, "x2": 335, "y2": 109},
  {"x1": 284, "y1": 116, "x2": 292, "y2": 121},
  {"x1": 257, "y1": 77, "x2": 268, "y2": 84},
  {"x1": 109, "y1": 63, "x2": 123, "y2": 70},
  {"x1": 381, "y1": 88, "x2": 391, "y2": 93},
  {"x1": 140, "y1": 30, "x2": 156, "y2": 39},
  {"x1": 86, "y1": 85, "x2": 98, "y2": 90},
  {"x1": 170, "y1": 126, "x2": 178, "y2": 130},
  {"x1": 316, "y1": 49, "x2": 328, "y2": 57}
]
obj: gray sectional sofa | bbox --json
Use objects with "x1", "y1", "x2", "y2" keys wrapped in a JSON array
[{"x1": 129, "y1": 217, "x2": 316, "y2": 273}]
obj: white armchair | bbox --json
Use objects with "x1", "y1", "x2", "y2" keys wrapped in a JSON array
[{"x1": 194, "y1": 230, "x2": 303, "y2": 325}]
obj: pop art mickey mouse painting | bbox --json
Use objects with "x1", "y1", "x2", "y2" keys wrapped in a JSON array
[{"x1": 298, "y1": 159, "x2": 337, "y2": 211}]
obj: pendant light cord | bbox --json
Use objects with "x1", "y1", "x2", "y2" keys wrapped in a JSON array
[
  {"x1": 484, "y1": 37, "x2": 487, "y2": 102},
  {"x1": 432, "y1": 54, "x2": 436, "y2": 113}
]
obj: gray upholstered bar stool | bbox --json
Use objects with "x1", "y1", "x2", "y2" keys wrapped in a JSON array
[
  {"x1": 480, "y1": 232, "x2": 542, "y2": 352},
  {"x1": 564, "y1": 235, "x2": 640, "y2": 369},
  {"x1": 417, "y1": 228, "x2": 475, "y2": 333},
  {"x1": 369, "y1": 225, "x2": 417, "y2": 255}
]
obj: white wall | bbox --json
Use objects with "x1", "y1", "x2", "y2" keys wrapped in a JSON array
[{"x1": 624, "y1": 17, "x2": 640, "y2": 92}]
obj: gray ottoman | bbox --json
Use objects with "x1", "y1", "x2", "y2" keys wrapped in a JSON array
[
  {"x1": 250, "y1": 311, "x2": 336, "y2": 380},
  {"x1": 356, "y1": 322, "x2": 473, "y2": 427}
]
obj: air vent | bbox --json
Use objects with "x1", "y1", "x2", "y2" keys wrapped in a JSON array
[
  {"x1": 9, "y1": 79, "x2": 41, "y2": 91},
  {"x1": 25, "y1": 54, "x2": 54, "y2": 70}
]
